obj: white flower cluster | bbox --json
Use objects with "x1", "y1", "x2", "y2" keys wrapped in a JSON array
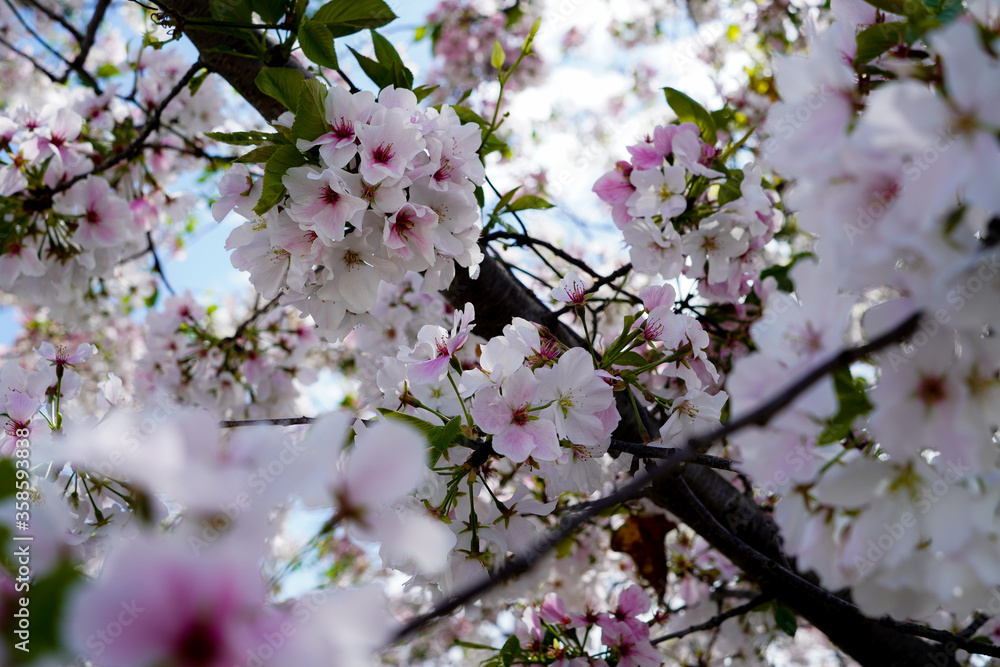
[
  {"x1": 594, "y1": 122, "x2": 782, "y2": 302},
  {"x1": 222, "y1": 86, "x2": 486, "y2": 341},
  {"x1": 731, "y1": 13, "x2": 1000, "y2": 618}
]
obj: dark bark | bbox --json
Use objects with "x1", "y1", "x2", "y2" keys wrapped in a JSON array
[{"x1": 152, "y1": 3, "x2": 958, "y2": 663}]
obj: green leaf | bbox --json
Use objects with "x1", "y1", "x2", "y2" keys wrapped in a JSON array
[
  {"x1": 521, "y1": 17, "x2": 541, "y2": 54},
  {"x1": 860, "y1": 0, "x2": 908, "y2": 14},
  {"x1": 490, "y1": 39, "x2": 506, "y2": 70},
  {"x1": 371, "y1": 29, "x2": 414, "y2": 88},
  {"x1": 234, "y1": 143, "x2": 279, "y2": 164},
  {"x1": 448, "y1": 104, "x2": 490, "y2": 128},
  {"x1": 251, "y1": 0, "x2": 288, "y2": 24},
  {"x1": 348, "y1": 35, "x2": 413, "y2": 91},
  {"x1": 854, "y1": 22, "x2": 906, "y2": 65},
  {"x1": 0, "y1": 458, "x2": 15, "y2": 501},
  {"x1": 188, "y1": 68, "x2": 210, "y2": 95},
  {"x1": 428, "y1": 416, "x2": 462, "y2": 466},
  {"x1": 313, "y1": 0, "x2": 397, "y2": 38},
  {"x1": 298, "y1": 18, "x2": 340, "y2": 69},
  {"x1": 499, "y1": 635, "x2": 522, "y2": 667},
  {"x1": 774, "y1": 605, "x2": 798, "y2": 637},
  {"x1": 377, "y1": 408, "x2": 436, "y2": 434},
  {"x1": 414, "y1": 25, "x2": 427, "y2": 41},
  {"x1": 291, "y1": 79, "x2": 329, "y2": 142},
  {"x1": 95, "y1": 63, "x2": 120, "y2": 78},
  {"x1": 663, "y1": 87, "x2": 718, "y2": 144},
  {"x1": 412, "y1": 84, "x2": 439, "y2": 102},
  {"x1": 204, "y1": 130, "x2": 281, "y2": 146},
  {"x1": 610, "y1": 351, "x2": 648, "y2": 368},
  {"x1": 493, "y1": 186, "x2": 521, "y2": 217},
  {"x1": 254, "y1": 144, "x2": 306, "y2": 215},
  {"x1": 818, "y1": 367, "x2": 874, "y2": 445},
  {"x1": 506, "y1": 195, "x2": 554, "y2": 213},
  {"x1": 211, "y1": 0, "x2": 253, "y2": 24},
  {"x1": 717, "y1": 169, "x2": 745, "y2": 206},
  {"x1": 255, "y1": 67, "x2": 305, "y2": 112}
]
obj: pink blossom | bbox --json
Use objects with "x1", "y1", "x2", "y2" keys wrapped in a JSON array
[
  {"x1": 472, "y1": 366, "x2": 560, "y2": 462},
  {"x1": 283, "y1": 166, "x2": 368, "y2": 244},
  {"x1": 552, "y1": 271, "x2": 588, "y2": 305},
  {"x1": 66, "y1": 536, "x2": 283, "y2": 667},
  {"x1": 52, "y1": 176, "x2": 129, "y2": 249},
  {"x1": 398, "y1": 302, "x2": 475, "y2": 384},
  {"x1": 384, "y1": 202, "x2": 438, "y2": 266},
  {"x1": 356, "y1": 109, "x2": 425, "y2": 184},
  {"x1": 536, "y1": 348, "x2": 615, "y2": 447}
]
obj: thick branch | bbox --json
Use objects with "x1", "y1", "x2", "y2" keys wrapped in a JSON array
[{"x1": 155, "y1": 0, "x2": 309, "y2": 122}]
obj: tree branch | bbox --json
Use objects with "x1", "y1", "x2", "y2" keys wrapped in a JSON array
[{"x1": 651, "y1": 593, "x2": 771, "y2": 645}]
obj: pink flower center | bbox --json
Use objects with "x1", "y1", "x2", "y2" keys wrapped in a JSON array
[
  {"x1": 510, "y1": 405, "x2": 530, "y2": 427},
  {"x1": 321, "y1": 186, "x2": 341, "y2": 206},
  {"x1": 915, "y1": 375, "x2": 947, "y2": 406},
  {"x1": 372, "y1": 143, "x2": 395, "y2": 165},
  {"x1": 85, "y1": 208, "x2": 100, "y2": 225},
  {"x1": 331, "y1": 118, "x2": 354, "y2": 140},
  {"x1": 173, "y1": 618, "x2": 222, "y2": 666},
  {"x1": 434, "y1": 160, "x2": 453, "y2": 182}
]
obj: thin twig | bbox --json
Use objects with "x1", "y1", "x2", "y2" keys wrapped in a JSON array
[
  {"x1": 608, "y1": 439, "x2": 739, "y2": 471},
  {"x1": 20, "y1": 0, "x2": 84, "y2": 41},
  {"x1": 145, "y1": 231, "x2": 175, "y2": 296},
  {"x1": 219, "y1": 416, "x2": 315, "y2": 428},
  {"x1": 0, "y1": 34, "x2": 61, "y2": 82},
  {"x1": 48, "y1": 60, "x2": 205, "y2": 195},
  {"x1": 651, "y1": 594, "x2": 771, "y2": 645}
]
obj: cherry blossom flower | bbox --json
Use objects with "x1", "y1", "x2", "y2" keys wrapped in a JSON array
[
  {"x1": 472, "y1": 366, "x2": 560, "y2": 462},
  {"x1": 283, "y1": 166, "x2": 368, "y2": 244},
  {"x1": 398, "y1": 302, "x2": 475, "y2": 384},
  {"x1": 536, "y1": 347, "x2": 616, "y2": 447},
  {"x1": 356, "y1": 109, "x2": 425, "y2": 184},
  {"x1": 552, "y1": 271, "x2": 588, "y2": 305},
  {"x1": 52, "y1": 176, "x2": 129, "y2": 249}
]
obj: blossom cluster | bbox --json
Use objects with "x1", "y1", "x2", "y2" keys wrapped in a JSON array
[
  {"x1": 424, "y1": 0, "x2": 547, "y2": 101},
  {"x1": 134, "y1": 291, "x2": 335, "y2": 420},
  {"x1": 0, "y1": 45, "x2": 227, "y2": 314},
  {"x1": 593, "y1": 122, "x2": 781, "y2": 303},
  {"x1": 223, "y1": 85, "x2": 486, "y2": 341},
  {"x1": 730, "y1": 7, "x2": 1000, "y2": 617}
]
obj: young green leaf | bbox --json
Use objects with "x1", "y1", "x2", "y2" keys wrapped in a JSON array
[
  {"x1": 297, "y1": 18, "x2": 340, "y2": 69},
  {"x1": 490, "y1": 39, "x2": 506, "y2": 70},
  {"x1": 233, "y1": 144, "x2": 279, "y2": 164},
  {"x1": 663, "y1": 86, "x2": 718, "y2": 144},
  {"x1": 774, "y1": 605, "x2": 798, "y2": 637},
  {"x1": 312, "y1": 0, "x2": 397, "y2": 38},
  {"x1": 506, "y1": 194, "x2": 554, "y2": 213},
  {"x1": 255, "y1": 67, "x2": 306, "y2": 112},
  {"x1": 254, "y1": 144, "x2": 306, "y2": 215},
  {"x1": 291, "y1": 78, "x2": 328, "y2": 142},
  {"x1": 204, "y1": 130, "x2": 281, "y2": 145}
]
